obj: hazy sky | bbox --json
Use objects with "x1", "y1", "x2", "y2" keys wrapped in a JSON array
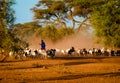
[{"x1": 13, "y1": 0, "x2": 38, "y2": 24}]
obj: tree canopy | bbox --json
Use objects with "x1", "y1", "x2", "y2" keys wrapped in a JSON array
[
  {"x1": 13, "y1": 22, "x2": 74, "y2": 42},
  {"x1": 0, "y1": 0, "x2": 28, "y2": 54},
  {"x1": 31, "y1": 0, "x2": 120, "y2": 48},
  {"x1": 91, "y1": 0, "x2": 120, "y2": 48}
]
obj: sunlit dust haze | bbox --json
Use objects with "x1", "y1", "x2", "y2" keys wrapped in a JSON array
[{"x1": 29, "y1": 28, "x2": 102, "y2": 50}]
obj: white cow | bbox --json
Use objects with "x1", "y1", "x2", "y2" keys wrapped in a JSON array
[{"x1": 38, "y1": 49, "x2": 47, "y2": 59}]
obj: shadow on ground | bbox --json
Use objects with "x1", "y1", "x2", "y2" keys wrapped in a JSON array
[
  {"x1": 0, "y1": 61, "x2": 95, "y2": 70},
  {"x1": 41, "y1": 72, "x2": 120, "y2": 81},
  {"x1": 63, "y1": 61, "x2": 95, "y2": 66},
  {"x1": 53, "y1": 56, "x2": 110, "y2": 60}
]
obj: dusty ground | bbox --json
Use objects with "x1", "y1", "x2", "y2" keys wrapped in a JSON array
[{"x1": 0, "y1": 56, "x2": 120, "y2": 83}]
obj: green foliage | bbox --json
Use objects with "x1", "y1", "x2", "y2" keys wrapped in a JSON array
[
  {"x1": 0, "y1": 0, "x2": 28, "y2": 54},
  {"x1": 42, "y1": 25, "x2": 58, "y2": 41},
  {"x1": 34, "y1": 27, "x2": 43, "y2": 37},
  {"x1": 31, "y1": 0, "x2": 68, "y2": 28},
  {"x1": 42, "y1": 25, "x2": 74, "y2": 42},
  {"x1": 0, "y1": 0, "x2": 15, "y2": 51},
  {"x1": 72, "y1": 0, "x2": 94, "y2": 17},
  {"x1": 49, "y1": 1, "x2": 65, "y2": 14},
  {"x1": 91, "y1": 0, "x2": 120, "y2": 48},
  {"x1": 13, "y1": 22, "x2": 42, "y2": 39},
  {"x1": 12, "y1": 0, "x2": 120, "y2": 49},
  {"x1": 0, "y1": 0, "x2": 15, "y2": 27},
  {"x1": 67, "y1": 0, "x2": 120, "y2": 48},
  {"x1": 13, "y1": 23, "x2": 74, "y2": 42}
]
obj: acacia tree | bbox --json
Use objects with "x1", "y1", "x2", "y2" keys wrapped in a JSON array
[
  {"x1": 31, "y1": 0, "x2": 68, "y2": 28},
  {"x1": 31, "y1": 0, "x2": 102, "y2": 29},
  {"x1": 32, "y1": 0, "x2": 120, "y2": 48},
  {"x1": 70, "y1": 0, "x2": 120, "y2": 48},
  {"x1": 13, "y1": 22, "x2": 74, "y2": 42}
]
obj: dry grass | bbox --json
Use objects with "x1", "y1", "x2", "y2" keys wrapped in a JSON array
[{"x1": 0, "y1": 56, "x2": 120, "y2": 83}]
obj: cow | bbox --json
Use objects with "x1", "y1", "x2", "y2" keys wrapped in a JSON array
[
  {"x1": 46, "y1": 49, "x2": 56, "y2": 58},
  {"x1": 68, "y1": 47, "x2": 75, "y2": 56}
]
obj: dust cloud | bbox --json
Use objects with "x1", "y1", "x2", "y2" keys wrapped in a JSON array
[{"x1": 29, "y1": 29, "x2": 102, "y2": 50}]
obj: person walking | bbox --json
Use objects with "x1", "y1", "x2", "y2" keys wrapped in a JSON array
[{"x1": 40, "y1": 40, "x2": 46, "y2": 50}]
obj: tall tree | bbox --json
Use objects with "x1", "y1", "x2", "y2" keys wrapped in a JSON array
[
  {"x1": 32, "y1": 0, "x2": 120, "y2": 48},
  {"x1": 0, "y1": 0, "x2": 28, "y2": 62},
  {"x1": 91, "y1": 0, "x2": 120, "y2": 48},
  {"x1": 31, "y1": 0, "x2": 72, "y2": 28},
  {"x1": 71, "y1": 0, "x2": 120, "y2": 48},
  {"x1": 0, "y1": 0, "x2": 15, "y2": 50},
  {"x1": 31, "y1": 0, "x2": 97, "y2": 29}
]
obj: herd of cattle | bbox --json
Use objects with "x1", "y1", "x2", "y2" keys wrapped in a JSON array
[
  {"x1": 7, "y1": 47, "x2": 120, "y2": 59},
  {"x1": 0, "y1": 47, "x2": 120, "y2": 60}
]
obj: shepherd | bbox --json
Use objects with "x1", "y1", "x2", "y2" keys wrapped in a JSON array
[{"x1": 40, "y1": 40, "x2": 46, "y2": 50}]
